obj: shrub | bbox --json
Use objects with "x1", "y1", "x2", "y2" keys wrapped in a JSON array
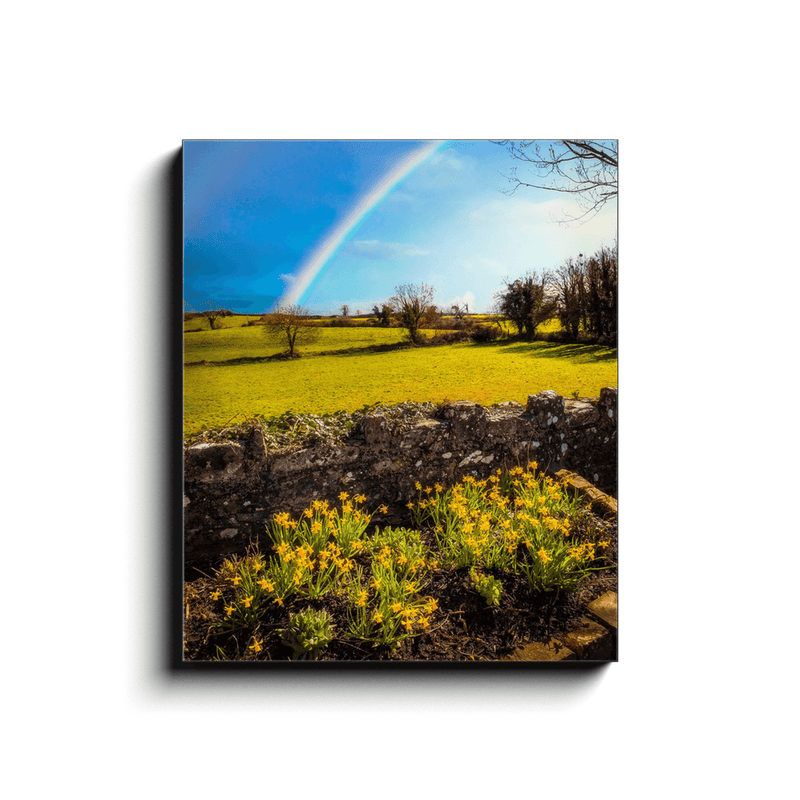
[
  {"x1": 470, "y1": 324, "x2": 501, "y2": 343},
  {"x1": 278, "y1": 608, "x2": 335, "y2": 660},
  {"x1": 423, "y1": 330, "x2": 472, "y2": 346},
  {"x1": 469, "y1": 568, "x2": 503, "y2": 606}
]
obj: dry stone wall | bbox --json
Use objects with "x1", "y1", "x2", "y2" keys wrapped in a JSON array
[{"x1": 184, "y1": 388, "x2": 617, "y2": 563}]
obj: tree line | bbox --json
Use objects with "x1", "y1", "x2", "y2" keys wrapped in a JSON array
[
  {"x1": 256, "y1": 241, "x2": 615, "y2": 357},
  {"x1": 496, "y1": 242, "x2": 617, "y2": 344},
  {"x1": 192, "y1": 241, "x2": 617, "y2": 356}
]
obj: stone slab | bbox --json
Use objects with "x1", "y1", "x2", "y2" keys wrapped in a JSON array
[
  {"x1": 554, "y1": 470, "x2": 617, "y2": 517},
  {"x1": 587, "y1": 591, "x2": 618, "y2": 631},
  {"x1": 562, "y1": 617, "x2": 616, "y2": 660},
  {"x1": 503, "y1": 639, "x2": 576, "y2": 662}
]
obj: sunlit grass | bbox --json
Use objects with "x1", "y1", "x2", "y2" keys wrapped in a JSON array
[
  {"x1": 183, "y1": 324, "x2": 464, "y2": 364},
  {"x1": 184, "y1": 314, "x2": 263, "y2": 333},
  {"x1": 184, "y1": 339, "x2": 617, "y2": 435}
]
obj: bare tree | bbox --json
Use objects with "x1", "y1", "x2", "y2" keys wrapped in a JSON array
[
  {"x1": 494, "y1": 139, "x2": 617, "y2": 221},
  {"x1": 201, "y1": 308, "x2": 233, "y2": 330},
  {"x1": 261, "y1": 305, "x2": 320, "y2": 357},
  {"x1": 388, "y1": 283, "x2": 436, "y2": 344},
  {"x1": 449, "y1": 302, "x2": 473, "y2": 329},
  {"x1": 583, "y1": 244, "x2": 618, "y2": 343},
  {"x1": 552, "y1": 257, "x2": 587, "y2": 340},
  {"x1": 185, "y1": 300, "x2": 233, "y2": 330},
  {"x1": 340, "y1": 304, "x2": 350, "y2": 317}
]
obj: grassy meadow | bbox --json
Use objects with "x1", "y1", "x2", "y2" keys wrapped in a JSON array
[
  {"x1": 185, "y1": 324, "x2": 426, "y2": 364},
  {"x1": 184, "y1": 321, "x2": 617, "y2": 435},
  {"x1": 184, "y1": 314, "x2": 263, "y2": 333}
]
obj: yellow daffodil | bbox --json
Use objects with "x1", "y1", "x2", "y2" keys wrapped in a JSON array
[
  {"x1": 538, "y1": 548, "x2": 550, "y2": 563},
  {"x1": 232, "y1": 575, "x2": 241, "y2": 586},
  {"x1": 210, "y1": 590, "x2": 221, "y2": 601},
  {"x1": 379, "y1": 505, "x2": 388, "y2": 514},
  {"x1": 243, "y1": 595, "x2": 253, "y2": 608},
  {"x1": 339, "y1": 491, "x2": 349, "y2": 501},
  {"x1": 225, "y1": 605, "x2": 235, "y2": 617},
  {"x1": 249, "y1": 639, "x2": 262, "y2": 653}
]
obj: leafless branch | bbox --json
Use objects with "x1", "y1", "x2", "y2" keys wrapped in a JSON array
[{"x1": 493, "y1": 139, "x2": 617, "y2": 222}]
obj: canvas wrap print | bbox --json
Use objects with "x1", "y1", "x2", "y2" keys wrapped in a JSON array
[{"x1": 182, "y1": 139, "x2": 618, "y2": 663}]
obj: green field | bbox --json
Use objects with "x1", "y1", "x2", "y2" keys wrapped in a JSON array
[
  {"x1": 184, "y1": 324, "x2": 617, "y2": 435},
  {"x1": 185, "y1": 324, "x2": 419, "y2": 364},
  {"x1": 184, "y1": 314, "x2": 263, "y2": 333}
]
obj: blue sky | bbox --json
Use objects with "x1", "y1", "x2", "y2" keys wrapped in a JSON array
[{"x1": 183, "y1": 140, "x2": 617, "y2": 315}]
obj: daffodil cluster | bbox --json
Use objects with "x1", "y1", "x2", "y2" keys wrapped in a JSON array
[
  {"x1": 268, "y1": 493, "x2": 371, "y2": 558},
  {"x1": 410, "y1": 463, "x2": 603, "y2": 592},
  {"x1": 346, "y1": 529, "x2": 439, "y2": 649},
  {"x1": 205, "y1": 466, "x2": 611, "y2": 659},
  {"x1": 263, "y1": 538, "x2": 358, "y2": 601},
  {"x1": 209, "y1": 550, "x2": 274, "y2": 632}
]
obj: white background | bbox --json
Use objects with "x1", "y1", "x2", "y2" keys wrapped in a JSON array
[{"x1": 5, "y1": 2, "x2": 797, "y2": 797}]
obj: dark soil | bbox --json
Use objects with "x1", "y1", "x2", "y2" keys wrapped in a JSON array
[{"x1": 183, "y1": 517, "x2": 617, "y2": 663}]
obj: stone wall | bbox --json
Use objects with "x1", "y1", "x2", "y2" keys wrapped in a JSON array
[{"x1": 184, "y1": 388, "x2": 617, "y2": 563}]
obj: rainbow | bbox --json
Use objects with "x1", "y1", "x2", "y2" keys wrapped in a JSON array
[{"x1": 277, "y1": 140, "x2": 448, "y2": 307}]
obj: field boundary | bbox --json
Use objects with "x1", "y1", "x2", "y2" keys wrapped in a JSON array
[{"x1": 184, "y1": 389, "x2": 617, "y2": 563}]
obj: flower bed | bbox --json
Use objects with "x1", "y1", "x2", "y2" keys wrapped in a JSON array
[{"x1": 183, "y1": 463, "x2": 617, "y2": 661}]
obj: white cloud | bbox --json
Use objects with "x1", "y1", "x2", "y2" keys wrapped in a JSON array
[
  {"x1": 446, "y1": 291, "x2": 476, "y2": 312},
  {"x1": 343, "y1": 240, "x2": 430, "y2": 260},
  {"x1": 469, "y1": 194, "x2": 618, "y2": 236},
  {"x1": 468, "y1": 197, "x2": 570, "y2": 230},
  {"x1": 275, "y1": 272, "x2": 300, "y2": 306}
]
